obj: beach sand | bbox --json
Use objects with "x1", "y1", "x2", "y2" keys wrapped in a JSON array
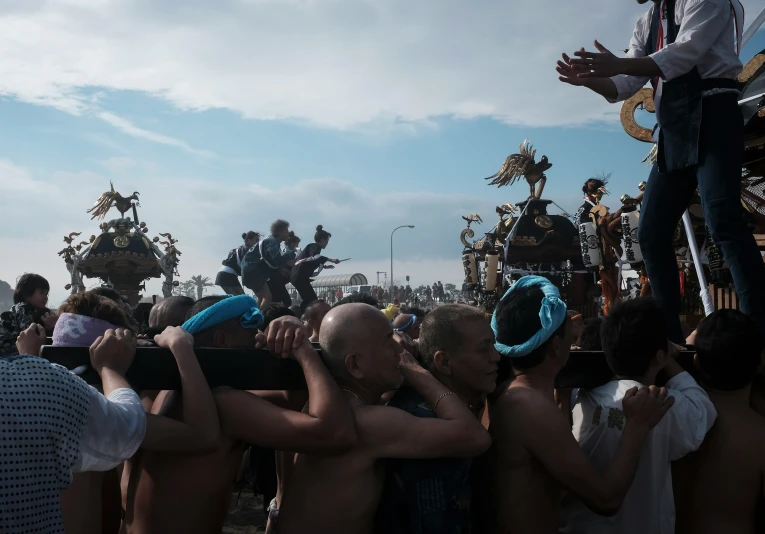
[{"x1": 222, "y1": 486, "x2": 267, "y2": 534}]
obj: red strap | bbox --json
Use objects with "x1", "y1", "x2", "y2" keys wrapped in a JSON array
[{"x1": 652, "y1": 0, "x2": 666, "y2": 98}]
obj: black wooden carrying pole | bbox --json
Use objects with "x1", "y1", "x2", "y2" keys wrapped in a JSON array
[
  {"x1": 39, "y1": 344, "x2": 697, "y2": 391},
  {"x1": 40, "y1": 345, "x2": 307, "y2": 391}
]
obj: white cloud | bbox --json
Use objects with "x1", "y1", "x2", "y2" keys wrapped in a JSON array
[
  {"x1": 96, "y1": 112, "x2": 216, "y2": 158},
  {"x1": 3, "y1": 0, "x2": 762, "y2": 130},
  {"x1": 0, "y1": 160, "x2": 497, "y2": 306}
]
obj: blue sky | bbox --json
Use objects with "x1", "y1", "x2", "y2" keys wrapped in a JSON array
[{"x1": 1, "y1": 0, "x2": 764, "y2": 304}]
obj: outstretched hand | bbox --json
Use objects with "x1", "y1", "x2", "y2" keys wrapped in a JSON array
[
  {"x1": 557, "y1": 49, "x2": 590, "y2": 86},
  {"x1": 568, "y1": 40, "x2": 623, "y2": 78}
]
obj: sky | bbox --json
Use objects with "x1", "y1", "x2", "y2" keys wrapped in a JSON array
[{"x1": 2, "y1": 0, "x2": 765, "y2": 306}]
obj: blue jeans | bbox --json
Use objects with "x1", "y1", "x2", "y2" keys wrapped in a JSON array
[{"x1": 639, "y1": 93, "x2": 765, "y2": 343}]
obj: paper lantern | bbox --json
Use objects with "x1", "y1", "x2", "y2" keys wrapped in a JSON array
[
  {"x1": 578, "y1": 222, "x2": 602, "y2": 267},
  {"x1": 462, "y1": 253, "x2": 478, "y2": 285},
  {"x1": 485, "y1": 255, "x2": 499, "y2": 291},
  {"x1": 620, "y1": 210, "x2": 642, "y2": 264}
]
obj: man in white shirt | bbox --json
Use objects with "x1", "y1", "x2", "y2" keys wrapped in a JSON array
[
  {"x1": 2, "y1": 325, "x2": 147, "y2": 534},
  {"x1": 557, "y1": 0, "x2": 765, "y2": 344},
  {"x1": 560, "y1": 297, "x2": 717, "y2": 534}
]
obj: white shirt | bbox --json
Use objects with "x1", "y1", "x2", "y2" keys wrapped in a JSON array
[
  {"x1": 609, "y1": 0, "x2": 742, "y2": 103},
  {"x1": 559, "y1": 372, "x2": 717, "y2": 534},
  {"x1": 0, "y1": 356, "x2": 146, "y2": 534},
  {"x1": 74, "y1": 385, "x2": 147, "y2": 473}
]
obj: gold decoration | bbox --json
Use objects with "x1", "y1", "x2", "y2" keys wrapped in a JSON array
[
  {"x1": 87, "y1": 181, "x2": 140, "y2": 220},
  {"x1": 622, "y1": 53, "x2": 765, "y2": 143},
  {"x1": 113, "y1": 235, "x2": 130, "y2": 248},
  {"x1": 484, "y1": 139, "x2": 552, "y2": 199},
  {"x1": 535, "y1": 215, "x2": 553, "y2": 229},
  {"x1": 511, "y1": 236, "x2": 537, "y2": 246},
  {"x1": 620, "y1": 88, "x2": 655, "y2": 143}
]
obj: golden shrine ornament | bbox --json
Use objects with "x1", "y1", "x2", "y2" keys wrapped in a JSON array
[
  {"x1": 113, "y1": 235, "x2": 130, "y2": 248},
  {"x1": 534, "y1": 215, "x2": 553, "y2": 229}
]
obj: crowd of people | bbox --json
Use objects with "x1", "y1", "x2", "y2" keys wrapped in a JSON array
[
  {"x1": 1, "y1": 264, "x2": 764, "y2": 534},
  {"x1": 214, "y1": 220, "x2": 457, "y2": 314},
  {"x1": 215, "y1": 221, "x2": 342, "y2": 311}
]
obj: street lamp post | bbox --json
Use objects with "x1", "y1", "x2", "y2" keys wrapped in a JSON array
[{"x1": 390, "y1": 225, "x2": 415, "y2": 293}]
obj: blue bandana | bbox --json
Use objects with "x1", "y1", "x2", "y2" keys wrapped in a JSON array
[
  {"x1": 491, "y1": 276, "x2": 567, "y2": 358},
  {"x1": 182, "y1": 294, "x2": 264, "y2": 335},
  {"x1": 393, "y1": 315, "x2": 417, "y2": 332}
]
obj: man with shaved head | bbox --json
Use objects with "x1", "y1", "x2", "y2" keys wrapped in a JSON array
[
  {"x1": 275, "y1": 303, "x2": 492, "y2": 534},
  {"x1": 122, "y1": 296, "x2": 357, "y2": 534}
]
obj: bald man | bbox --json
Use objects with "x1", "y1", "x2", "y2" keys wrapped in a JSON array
[
  {"x1": 123, "y1": 299, "x2": 357, "y2": 534},
  {"x1": 274, "y1": 304, "x2": 491, "y2": 534}
]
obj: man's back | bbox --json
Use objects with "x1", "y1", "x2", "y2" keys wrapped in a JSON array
[
  {"x1": 560, "y1": 374, "x2": 715, "y2": 534},
  {"x1": 673, "y1": 401, "x2": 765, "y2": 534},
  {"x1": 123, "y1": 389, "x2": 245, "y2": 534},
  {"x1": 488, "y1": 385, "x2": 565, "y2": 534}
]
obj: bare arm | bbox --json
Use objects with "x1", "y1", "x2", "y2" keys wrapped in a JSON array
[
  {"x1": 362, "y1": 355, "x2": 491, "y2": 459},
  {"x1": 507, "y1": 386, "x2": 673, "y2": 515},
  {"x1": 140, "y1": 327, "x2": 221, "y2": 451},
  {"x1": 248, "y1": 390, "x2": 309, "y2": 410},
  {"x1": 508, "y1": 390, "x2": 643, "y2": 516},
  {"x1": 216, "y1": 342, "x2": 356, "y2": 453}
]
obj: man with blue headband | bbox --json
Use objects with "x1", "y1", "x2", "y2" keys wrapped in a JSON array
[
  {"x1": 123, "y1": 294, "x2": 358, "y2": 534},
  {"x1": 483, "y1": 276, "x2": 675, "y2": 534}
]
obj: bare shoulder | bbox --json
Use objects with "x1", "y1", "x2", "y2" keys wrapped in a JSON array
[
  {"x1": 494, "y1": 385, "x2": 558, "y2": 419},
  {"x1": 492, "y1": 385, "x2": 567, "y2": 439}
]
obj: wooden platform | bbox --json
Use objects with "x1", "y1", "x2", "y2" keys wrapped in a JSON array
[{"x1": 39, "y1": 345, "x2": 697, "y2": 391}]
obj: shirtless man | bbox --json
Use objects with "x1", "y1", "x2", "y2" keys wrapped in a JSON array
[
  {"x1": 673, "y1": 310, "x2": 765, "y2": 534},
  {"x1": 122, "y1": 295, "x2": 356, "y2": 534},
  {"x1": 275, "y1": 303, "x2": 492, "y2": 534},
  {"x1": 377, "y1": 304, "x2": 499, "y2": 534},
  {"x1": 485, "y1": 277, "x2": 674, "y2": 534}
]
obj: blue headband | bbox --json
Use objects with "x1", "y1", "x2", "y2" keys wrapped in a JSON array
[
  {"x1": 182, "y1": 294, "x2": 264, "y2": 335},
  {"x1": 393, "y1": 315, "x2": 417, "y2": 332},
  {"x1": 491, "y1": 276, "x2": 567, "y2": 358}
]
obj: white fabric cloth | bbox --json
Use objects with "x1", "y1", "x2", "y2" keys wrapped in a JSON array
[
  {"x1": 0, "y1": 355, "x2": 146, "y2": 533},
  {"x1": 609, "y1": 0, "x2": 743, "y2": 104},
  {"x1": 218, "y1": 265, "x2": 237, "y2": 276},
  {"x1": 559, "y1": 372, "x2": 717, "y2": 534},
  {"x1": 74, "y1": 386, "x2": 146, "y2": 473}
]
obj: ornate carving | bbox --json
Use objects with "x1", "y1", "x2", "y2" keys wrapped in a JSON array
[{"x1": 620, "y1": 88, "x2": 655, "y2": 143}]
